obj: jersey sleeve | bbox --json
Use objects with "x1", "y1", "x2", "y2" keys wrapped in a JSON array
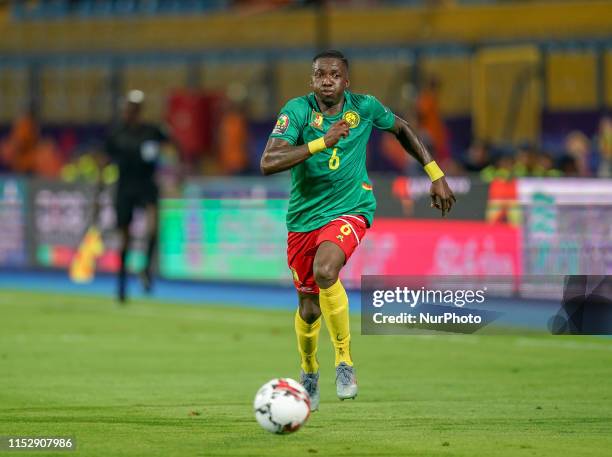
[
  {"x1": 269, "y1": 99, "x2": 306, "y2": 145},
  {"x1": 368, "y1": 95, "x2": 396, "y2": 131}
]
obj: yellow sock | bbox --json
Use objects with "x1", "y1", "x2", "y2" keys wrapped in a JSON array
[
  {"x1": 319, "y1": 279, "x2": 353, "y2": 366},
  {"x1": 294, "y1": 310, "x2": 321, "y2": 373}
]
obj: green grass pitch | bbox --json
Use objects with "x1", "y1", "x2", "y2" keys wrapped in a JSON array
[{"x1": 1, "y1": 290, "x2": 611, "y2": 456}]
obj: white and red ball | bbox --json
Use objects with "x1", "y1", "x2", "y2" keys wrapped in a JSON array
[{"x1": 253, "y1": 378, "x2": 311, "y2": 434}]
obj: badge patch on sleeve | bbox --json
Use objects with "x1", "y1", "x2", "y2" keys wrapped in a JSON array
[{"x1": 272, "y1": 114, "x2": 290, "y2": 135}]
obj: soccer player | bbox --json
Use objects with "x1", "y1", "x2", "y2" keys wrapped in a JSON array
[
  {"x1": 105, "y1": 90, "x2": 168, "y2": 303},
  {"x1": 260, "y1": 50, "x2": 456, "y2": 410}
]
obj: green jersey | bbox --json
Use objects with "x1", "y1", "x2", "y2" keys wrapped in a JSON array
[{"x1": 270, "y1": 90, "x2": 396, "y2": 232}]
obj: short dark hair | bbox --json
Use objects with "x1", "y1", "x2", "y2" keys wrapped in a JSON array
[{"x1": 312, "y1": 50, "x2": 349, "y2": 70}]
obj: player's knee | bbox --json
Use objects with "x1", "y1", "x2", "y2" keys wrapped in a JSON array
[
  {"x1": 299, "y1": 306, "x2": 320, "y2": 324},
  {"x1": 299, "y1": 296, "x2": 321, "y2": 323},
  {"x1": 313, "y1": 263, "x2": 339, "y2": 289}
]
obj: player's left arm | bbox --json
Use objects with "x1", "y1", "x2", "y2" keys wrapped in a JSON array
[{"x1": 388, "y1": 116, "x2": 456, "y2": 216}]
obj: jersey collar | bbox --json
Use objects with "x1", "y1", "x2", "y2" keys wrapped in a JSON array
[{"x1": 311, "y1": 91, "x2": 350, "y2": 119}]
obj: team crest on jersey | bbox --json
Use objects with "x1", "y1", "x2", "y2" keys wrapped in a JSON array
[
  {"x1": 310, "y1": 111, "x2": 324, "y2": 130},
  {"x1": 272, "y1": 114, "x2": 290, "y2": 135},
  {"x1": 342, "y1": 110, "x2": 360, "y2": 128},
  {"x1": 310, "y1": 110, "x2": 323, "y2": 130}
]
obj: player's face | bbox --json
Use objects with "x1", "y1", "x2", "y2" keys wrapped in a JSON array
[{"x1": 311, "y1": 58, "x2": 349, "y2": 106}]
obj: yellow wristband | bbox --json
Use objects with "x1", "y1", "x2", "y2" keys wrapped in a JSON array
[
  {"x1": 424, "y1": 161, "x2": 445, "y2": 182},
  {"x1": 307, "y1": 137, "x2": 327, "y2": 155}
]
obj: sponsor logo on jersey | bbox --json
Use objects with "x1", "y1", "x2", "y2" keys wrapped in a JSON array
[
  {"x1": 310, "y1": 111, "x2": 324, "y2": 130},
  {"x1": 342, "y1": 110, "x2": 360, "y2": 128},
  {"x1": 272, "y1": 113, "x2": 290, "y2": 135}
]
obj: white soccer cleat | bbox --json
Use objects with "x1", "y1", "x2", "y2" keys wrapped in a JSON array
[
  {"x1": 300, "y1": 370, "x2": 320, "y2": 411},
  {"x1": 335, "y1": 362, "x2": 358, "y2": 400}
]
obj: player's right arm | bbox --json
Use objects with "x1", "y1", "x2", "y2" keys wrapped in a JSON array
[
  {"x1": 260, "y1": 120, "x2": 348, "y2": 176},
  {"x1": 260, "y1": 138, "x2": 311, "y2": 176}
]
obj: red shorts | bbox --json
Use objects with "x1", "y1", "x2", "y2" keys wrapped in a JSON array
[{"x1": 287, "y1": 215, "x2": 368, "y2": 294}]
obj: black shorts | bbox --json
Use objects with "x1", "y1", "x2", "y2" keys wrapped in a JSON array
[{"x1": 115, "y1": 185, "x2": 158, "y2": 228}]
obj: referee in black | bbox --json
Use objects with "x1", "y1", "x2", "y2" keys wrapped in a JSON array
[{"x1": 105, "y1": 90, "x2": 168, "y2": 302}]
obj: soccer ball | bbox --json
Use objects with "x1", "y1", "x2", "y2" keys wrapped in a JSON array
[{"x1": 253, "y1": 378, "x2": 311, "y2": 434}]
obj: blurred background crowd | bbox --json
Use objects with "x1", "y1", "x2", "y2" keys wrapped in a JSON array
[{"x1": 0, "y1": 0, "x2": 611, "y2": 186}]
